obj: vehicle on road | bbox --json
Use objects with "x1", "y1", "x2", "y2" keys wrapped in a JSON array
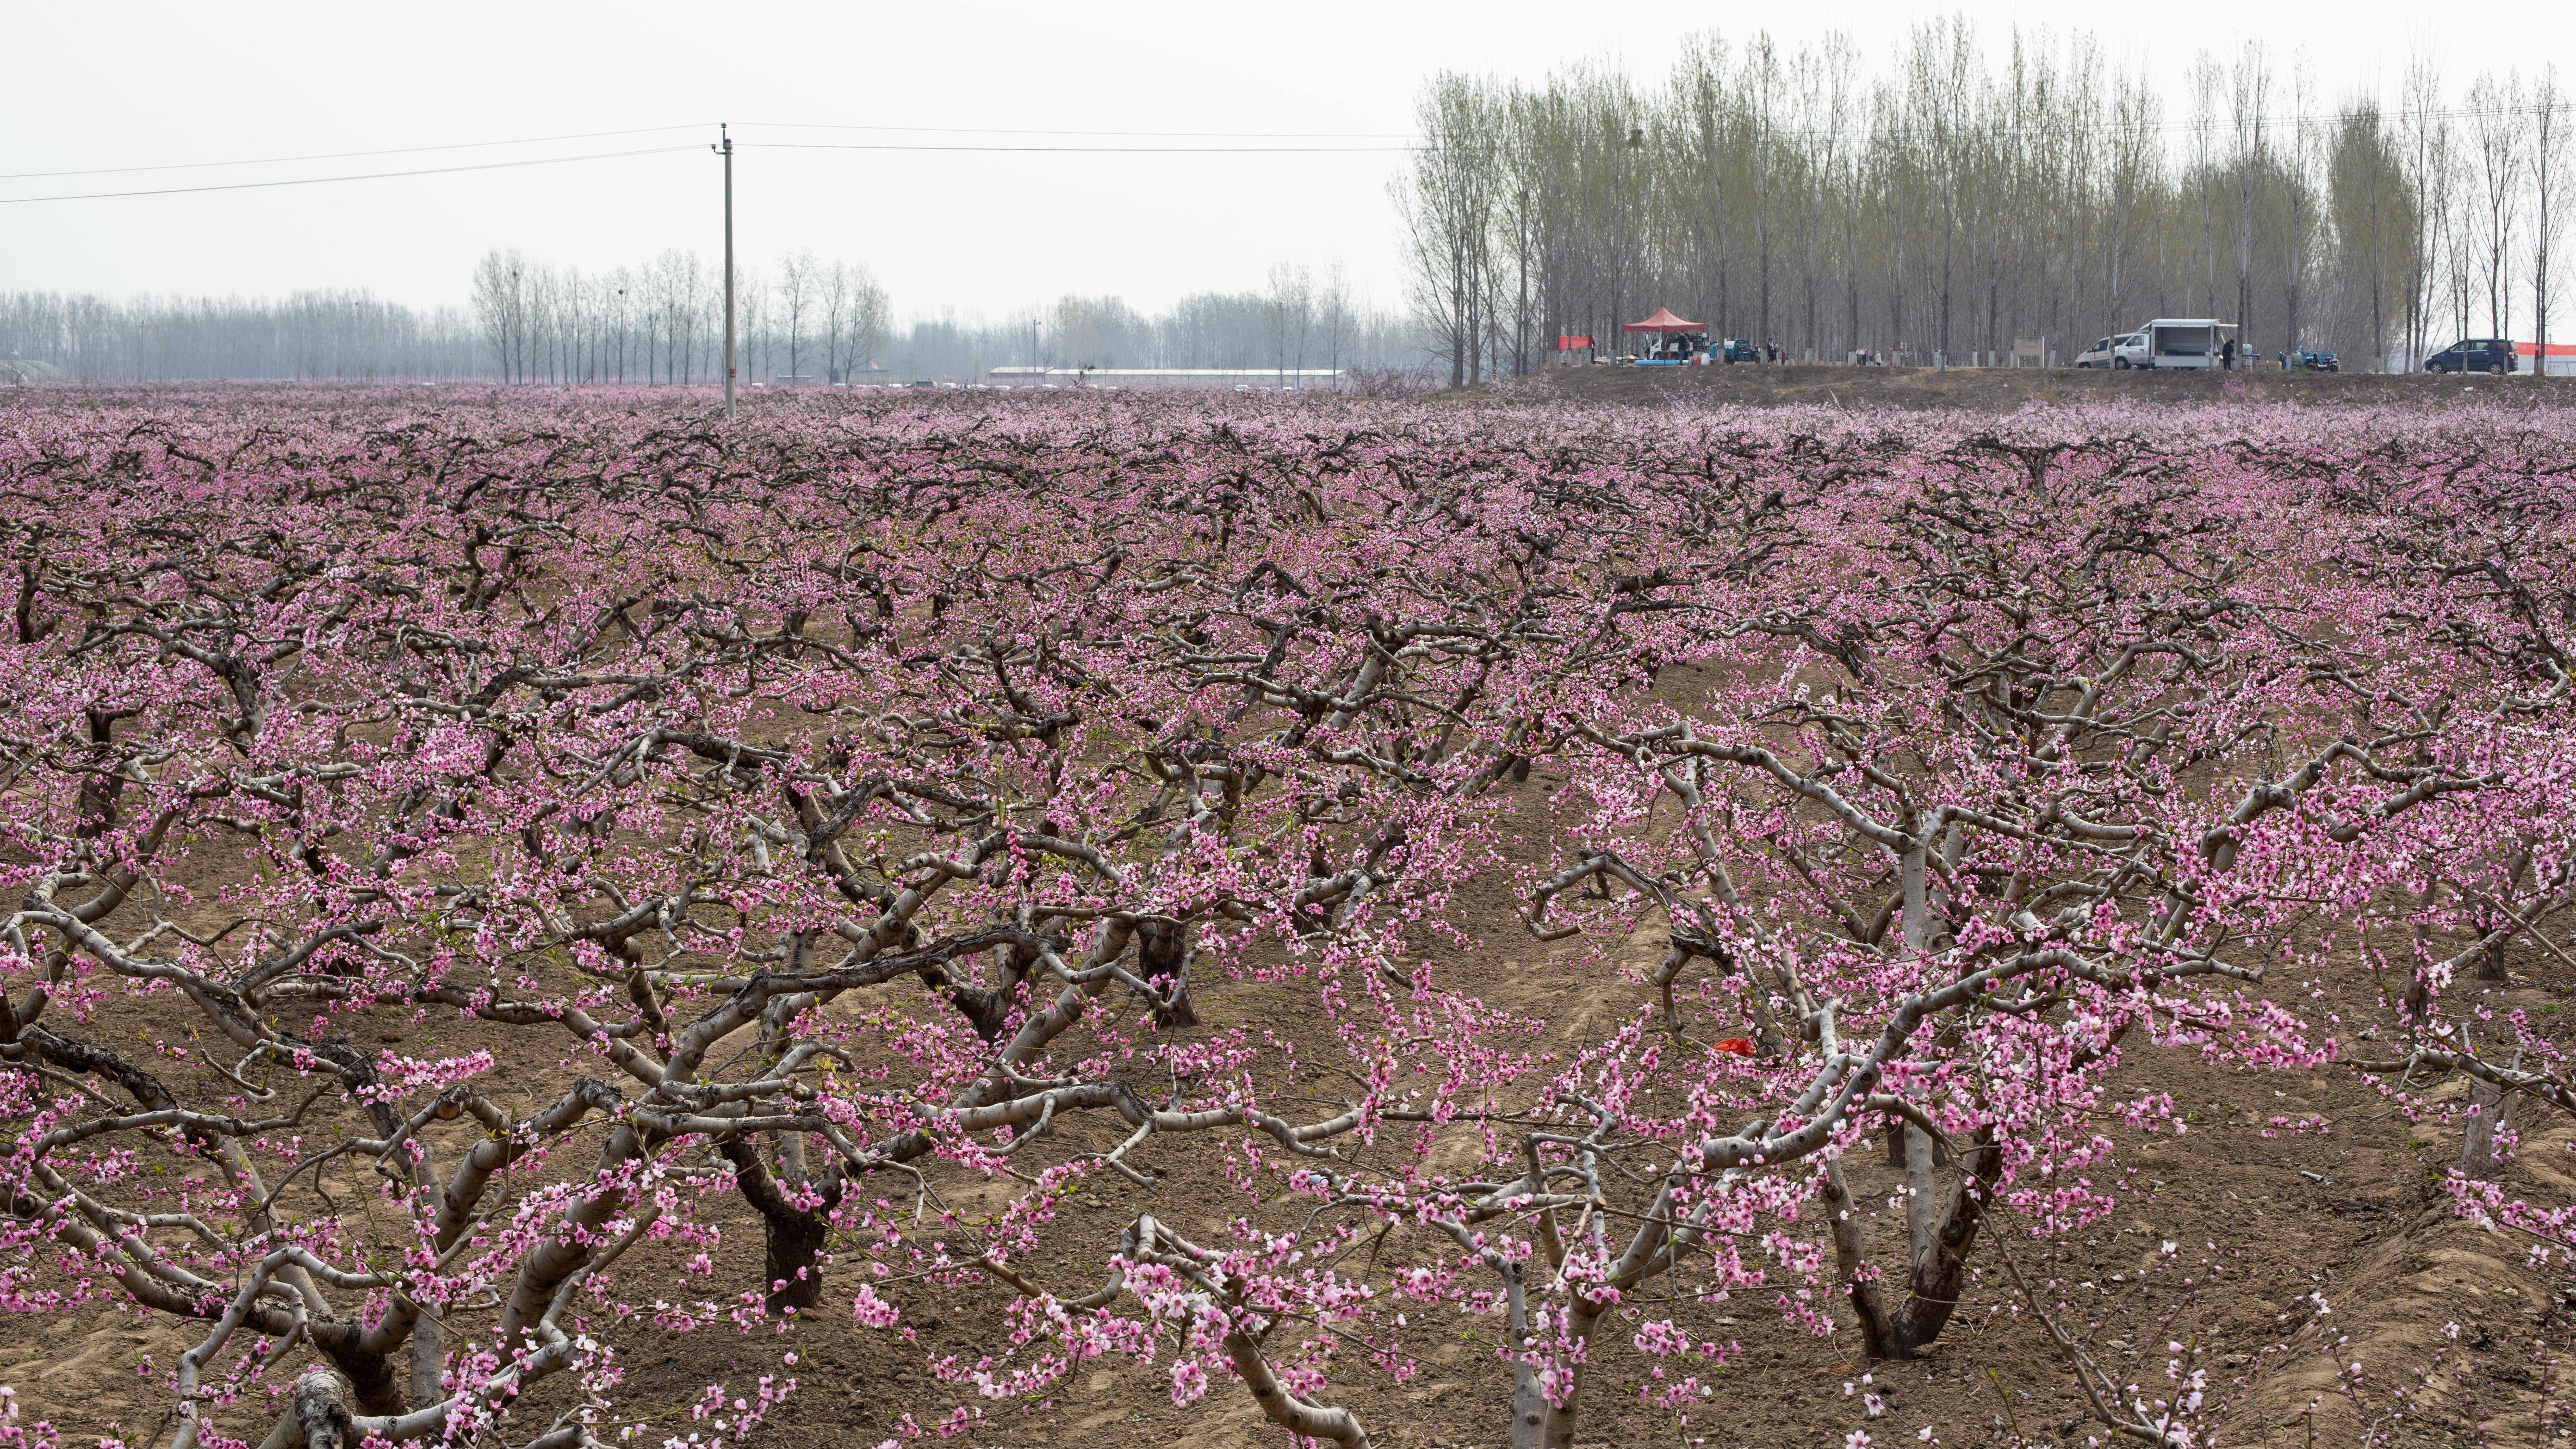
[
  {"x1": 2135, "y1": 320, "x2": 2236, "y2": 369},
  {"x1": 2424, "y1": 339, "x2": 2516, "y2": 374},
  {"x1": 2294, "y1": 348, "x2": 2340, "y2": 372},
  {"x1": 2082, "y1": 331, "x2": 2150, "y2": 369}
]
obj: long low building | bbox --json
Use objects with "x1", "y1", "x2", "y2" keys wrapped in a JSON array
[{"x1": 986, "y1": 365, "x2": 1344, "y2": 390}]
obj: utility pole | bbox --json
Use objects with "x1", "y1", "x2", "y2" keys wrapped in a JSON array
[{"x1": 714, "y1": 123, "x2": 736, "y2": 418}]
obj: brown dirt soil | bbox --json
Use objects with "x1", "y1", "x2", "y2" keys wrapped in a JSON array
[
  {"x1": 7, "y1": 489, "x2": 2573, "y2": 1449},
  {"x1": 14, "y1": 760, "x2": 2574, "y2": 1449},
  {"x1": 1502, "y1": 362, "x2": 2576, "y2": 413}
]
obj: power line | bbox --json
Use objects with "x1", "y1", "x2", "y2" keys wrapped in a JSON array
[
  {"x1": 0, "y1": 145, "x2": 700, "y2": 205},
  {"x1": 0, "y1": 125, "x2": 712, "y2": 182},
  {"x1": 751, "y1": 141, "x2": 1420, "y2": 154},
  {"x1": 739, "y1": 120, "x2": 1414, "y2": 140},
  {"x1": 0, "y1": 120, "x2": 1422, "y2": 189}
]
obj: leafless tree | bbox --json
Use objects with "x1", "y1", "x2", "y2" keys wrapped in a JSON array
[
  {"x1": 2191, "y1": 52, "x2": 2224, "y2": 316},
  {"x1": 1394, "y1": 73, "x2": 1501, "y2": 386},
  {"x1": 1266, "y1": 261, "x2": 1314, "y2": 382},
  {"x1": 2105, "y1": 69, "x2": 2161, "y2": 337},
  {"x1": 1317, "y1": 260, "x2": 1353, "y2": 377},
  {"x1": 2231, "y1": 43, "x2": 2274, "y2": 355},
  {"x1": 2531, "y1": 68, "x2": 2567, "y2": 367},
  {"x1": 2331, "y1": 99, "x2": 2411, "y2": 369},
  {"x1": 2470, "y1": 70, "x2": 2527, "y2": 344},
  {"x1": 2401, "y1": 56, "x2": 2456, "y2": 364},
  {"x1": 2282, "y1": 61, "x2": 2322, "y2": 351},
  {"x1": 776, "y1": 249, "x2": 817, "y2": 382},
  {"x1": 471, "y1": 249, "x2": 529, "y2": 384}
]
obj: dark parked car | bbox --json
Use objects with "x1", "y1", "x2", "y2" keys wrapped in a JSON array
[
  {"x1": 2425, "y1": 339, "x2": 2516, "y2": 374},
  {"x1": 2294, "y1": 348, "x2": 2339, "y2": 372}
]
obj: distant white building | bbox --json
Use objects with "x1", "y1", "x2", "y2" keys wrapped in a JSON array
[{"x1": 985, "y1": 366, "x2": 1343, "y2": 390}]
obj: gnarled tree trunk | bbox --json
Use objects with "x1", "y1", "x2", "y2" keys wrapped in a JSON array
[{"x1": 720, "y1": 1136, "x2": 847, "y2": 1314}]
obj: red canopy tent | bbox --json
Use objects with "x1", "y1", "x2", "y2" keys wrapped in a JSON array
[{"x1": 1620, "y1": 308, "x2": 1705, "y2": 333}]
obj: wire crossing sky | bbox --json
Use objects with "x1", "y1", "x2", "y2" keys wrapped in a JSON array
[{"x1": 6, "y1": 0, "x2": 2567, "y2": 319}]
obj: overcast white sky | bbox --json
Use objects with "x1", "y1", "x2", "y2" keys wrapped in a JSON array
[{"x1": 5, "y1": 2, "x2": 2563, "y2": 323}]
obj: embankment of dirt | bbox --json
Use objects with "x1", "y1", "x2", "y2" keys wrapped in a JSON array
[{"x1": 1499, "y1": 362, "x2": 2576, "y2": 412}]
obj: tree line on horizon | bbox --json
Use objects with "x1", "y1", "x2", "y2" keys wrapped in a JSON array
[
  {"x1": 0, "y1": 254, "x2": 896, "y2": 387},
  {"x1": 0, "y1": 289, "x2": 484, "y2": 383},
  {"x1": 1397, "y1": 21, "x2": 2570, "y2": 382},
  {"x1": 879, "y1": 262, "x2": 1419, "y2": 382},
  {"x1": 0, "y1": 254, "x2": 1421, "y2": 386}
]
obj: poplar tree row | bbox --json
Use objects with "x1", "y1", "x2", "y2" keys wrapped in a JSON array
[
  {"x1": 1398, "y1": 22, "x2": 2570, "y2": 382},
  {"x1": 470, "y1": 248, "x2": 894, "y2": 387}
]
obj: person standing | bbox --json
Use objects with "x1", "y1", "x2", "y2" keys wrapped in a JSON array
[{"x1": 2220, "y1": 336, "x2": 2236, "y2": 370}]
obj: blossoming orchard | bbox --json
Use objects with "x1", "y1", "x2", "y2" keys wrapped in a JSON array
[{"x1": 2, "y1": 390, "x2": 2574, "y2": 1448}]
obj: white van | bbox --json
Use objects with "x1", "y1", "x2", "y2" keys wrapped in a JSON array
[{"x1": 2075, "y1": 332, "x2": 2150, "y2": 369}]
